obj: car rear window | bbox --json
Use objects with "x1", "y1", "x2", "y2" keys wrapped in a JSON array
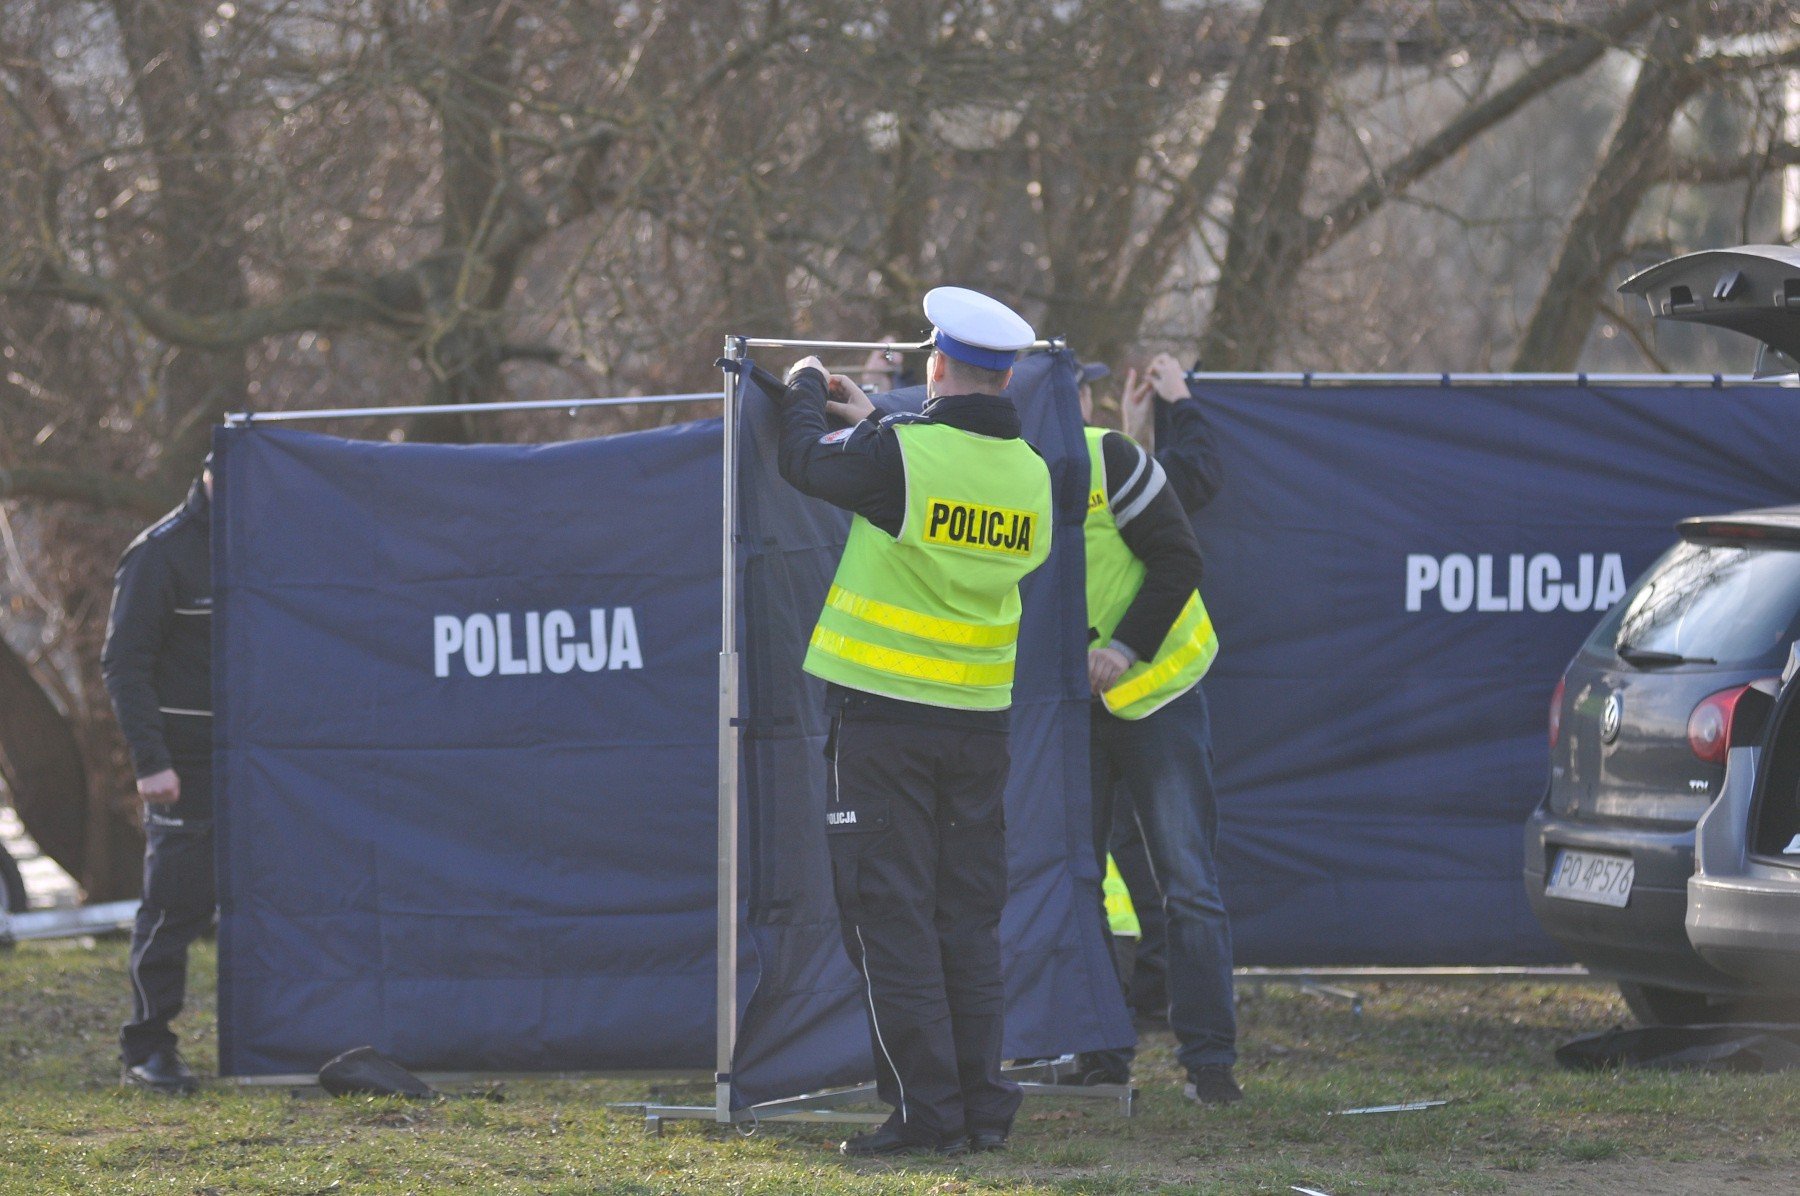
[{"x1": 1585, "y1": 540, "x2": 1800, "y2": 668}]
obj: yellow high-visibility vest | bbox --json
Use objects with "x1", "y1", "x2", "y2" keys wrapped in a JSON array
[
  {"x1": 1084, "y1": 427, "x2": 1219, "y2": 719},
  {"x1": 804, "y1": 421, "x2": 1053, "y2": 710}
]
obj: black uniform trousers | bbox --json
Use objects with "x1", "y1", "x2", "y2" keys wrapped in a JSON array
[
  {"x1": 825, "y1": 712, "x2": 1023, "y2": 1143},
  {"x1": 121, "y1": 758, "x2": 216, "y2": 1065}
]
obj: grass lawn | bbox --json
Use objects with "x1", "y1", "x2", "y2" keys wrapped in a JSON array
[{"x1": 3, "y1": 939, "x2": 1798, "y2": 1194}]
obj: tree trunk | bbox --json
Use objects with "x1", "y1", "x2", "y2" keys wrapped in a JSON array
[
  {"x1": 0, "y1": 639, "x2": 91, "y2": 885},
  {"x1": 868, "y1": 6, "x2": 937, "y2": 336},
  {"x1": 109, "y1": 0, "x2": 251, "y2": 473},
  {"x1": 1196, "y1": 1, "x2": 1358, "y2": 370},
  {"x1": 406, "y1": 0, "x2": 530, "y2": 442},
  {"x1": 1039, "y1": 5, "x2": 1166, "y2": 362},
  {"x1": 1511, "y1": 4, "x2": 1703, "y2": 370}
]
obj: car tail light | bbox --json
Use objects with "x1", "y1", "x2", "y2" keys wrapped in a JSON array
[
  {"x1": 1688, "y1": 684, "x2": 1754, "y2": 765},
  {"x1": 1549, "y1": 675, "x2": 1567, "y2": 749}
]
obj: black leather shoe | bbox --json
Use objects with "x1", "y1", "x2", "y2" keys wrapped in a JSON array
[
  {"x1": 839, "y1": 1123, "x2": 968, "y2": 1157},
  {"x1": 1183, "y1": 1063, "x2": 1243, "y2": 1106},
  {"x1": 122, "y1": 1048, "x2": 199, "y2": 1095},
  {"x1": 968, "y1": 1127, "x2": 1009, "y2": 1152}
]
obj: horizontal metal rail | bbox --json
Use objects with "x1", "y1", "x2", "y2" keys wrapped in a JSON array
[
  {"x1": 619, "y1": 1058, "x2": 1133, "y2": 1132},
  {"x1": 222, "y1": 392, "x2": 723, "y2": 426},
  {"x1": 227, "y1": 1067, "x2": 714, "y2": 1088},
  {"x1": 1185, "y1": 371, "x2": 1783, "y2": 387},
  {"x1": 732, "y1": 337, "x2": 1065, "y2": 353},
  {"x1": 0, "y1": 900, "x2": 139, "y2": 944},
  {"x1": 1238, "y1": 965, "x2": 1593, "y2": 982}
]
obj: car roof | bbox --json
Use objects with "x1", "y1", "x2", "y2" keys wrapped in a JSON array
[{"x1": 1678, "y1": 505, "x2": 1800, "y2": 546}]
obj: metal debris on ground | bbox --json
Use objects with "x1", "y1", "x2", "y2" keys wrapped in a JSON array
[{"x1": 1330, "y1": 1099, "x2": 1449, "y2": 1115}]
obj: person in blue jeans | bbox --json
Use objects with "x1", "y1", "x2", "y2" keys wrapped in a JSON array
[{"x1": 1071, "y1": 354, "x2": 1239, "y2": 1105}]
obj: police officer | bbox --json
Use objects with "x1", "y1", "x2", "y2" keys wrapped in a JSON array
[
  {"x1": 763, "y1": 287, "x2": 1053, "y2": 1156},
  {"x1": 1075, "y1": 352, "x2": 1241, "y2": 1105},
  {"x1": 102, "y1": 464, "x2": 215, "y2": 1094}
]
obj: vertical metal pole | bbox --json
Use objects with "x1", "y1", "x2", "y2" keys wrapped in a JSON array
[{"x1": 715, "y1": 338, "x2": 744, "y2": 1123}]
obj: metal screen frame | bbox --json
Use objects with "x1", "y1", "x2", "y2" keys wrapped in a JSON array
[
  {"x1": 220, "y1": 392, "x2": 723, "y2": 426},
  {"x1": 210, "y1": 371, "x2": 1117, "y2": 1127},
  {"x1": 214, "y1": 389, "x2": 719, "y2": 1090},
  {"x1": 649, "y1": 334, "x2": 1139, "y2": 1131},
  {"x1": 1182, "y1": 371, "x2": 1787, "y2": 387},
  {"x1": 213, "y1": 368, "x2": 1719, "y2": 1114}
]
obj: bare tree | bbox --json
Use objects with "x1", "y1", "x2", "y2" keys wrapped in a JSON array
[
  {"x1": 1517, "y1": 3, "x2": 1800, "y2": 368},
  {"x1": 2, "y1": 0, "x2": 1795, "y2": 894}
]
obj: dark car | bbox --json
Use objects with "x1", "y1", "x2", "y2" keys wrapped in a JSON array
[{"x1": 1524, "y1": 509, "x2": 1800, "y2": 1023}]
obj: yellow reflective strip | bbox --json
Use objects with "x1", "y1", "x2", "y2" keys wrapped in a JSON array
[
  {"x1": 1104, "y1": 612, "x2": 1217, "y2": 711},
  {"x1": 1103, "y1": 855, "x2": 1140, "y2": 938},
  {"x1": 810, "y1": 627, "x2": 1015, "y2": 688},
  {"x1": 825, "y1": 585, "x2": 1017, "y2": 648}
]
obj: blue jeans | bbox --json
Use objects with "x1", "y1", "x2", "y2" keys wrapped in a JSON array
[{"x1": 1089, "y1": 684, "x2": 1236, "y2": 1072}]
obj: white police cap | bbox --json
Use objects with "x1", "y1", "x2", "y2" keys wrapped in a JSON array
[{"x1": 924, "y1": 286, "x2": 1036, "y2": 371}]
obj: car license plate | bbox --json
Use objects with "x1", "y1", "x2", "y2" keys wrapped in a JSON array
[{"x1": 1546, "y1": 849, "x2": 1635, "y2": 908}]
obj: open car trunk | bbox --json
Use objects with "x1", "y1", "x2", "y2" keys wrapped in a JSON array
[{"x1": 1618, "y1": 244, "x2": 1800, "y2": 375}]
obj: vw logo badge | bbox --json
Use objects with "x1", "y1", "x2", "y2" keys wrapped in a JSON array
[{"x1": 1601, "y1": 692, "x2": 1622, "y2": 744}]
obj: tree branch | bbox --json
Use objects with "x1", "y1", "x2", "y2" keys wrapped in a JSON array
[
  {"x1": 1107, "y1": 0, "x2": 1294, "y2": 309},
  {"x1": 1305, "y1": 0, "x2": 1684, "y2": 260},
  {"x1": 3, "y1": 263, "x2": 422, "y2": 350},
  {"x1": 1662, "y1": 142, "x2": 1800, "y2": 185},
  {"x1": 497, "y1": 340, "x2": 567, "y2": 364},
  {"x1": 1698, "y1": 39, "x2": 1800, "y2": 77},
  {"x1": 1510, "y1": 2, "x2": 1703, "y2": 371},
  {"x1": 0, "y1": 463, "x2": 175, "y2": 517}
]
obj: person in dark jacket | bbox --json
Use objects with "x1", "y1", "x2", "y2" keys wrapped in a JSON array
[
  {"x1": 1099, "y1": 353, "x2": 1228, "y2": 1022},
  {"x1": 101, "y1": 467, "x2": 215, "y2": 1094},
  {"x1": 1068, "y1": 351, "x2": 1242, "y2": 1105}
]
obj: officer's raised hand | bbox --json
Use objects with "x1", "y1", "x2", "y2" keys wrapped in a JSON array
[
  {"x1": 1120, "y1": 368, "x2": 1154, "y2": 445},
  {"x1": 785, "y1": 355, "x2": 826, "y2": 386},
  {"x1": 1088, "y1": 646, "x2": 1131, "y2": 696},
  {"x1": 1145, "y1": 352, "x2": 1189, "y2": 403},
  {"x1": 825, "y1": 375, "x2": 875, "y2": 425},
  {"x1": 137, "y1": 768, "x2": 181, "y2": 805}
]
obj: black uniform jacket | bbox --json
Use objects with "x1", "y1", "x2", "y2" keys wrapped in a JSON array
[
  {"x1": 774, "y1": 367, "x2": 1031, "y2": 730},
  {"x1": 102, "y1": 480, "x2": 213, "y2": 777},
  {"x1": 1153, "y1": 394, "x2": 1224, "y2": 517}
]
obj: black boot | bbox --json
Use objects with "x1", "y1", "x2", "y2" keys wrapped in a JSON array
[
  {"x1": 122, "y1": 1047, "x2": 199, "y2": 1095},
  {"x1": 840, "y1": 1122, "x2": 969, "y2": 1157},
  {"x1": 1183, "y1": 1063, "x2": 1243, "y2": 1106},
  {"x1": 968, "y1": 1126, "x2": 1009, "y2": 1152}
]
